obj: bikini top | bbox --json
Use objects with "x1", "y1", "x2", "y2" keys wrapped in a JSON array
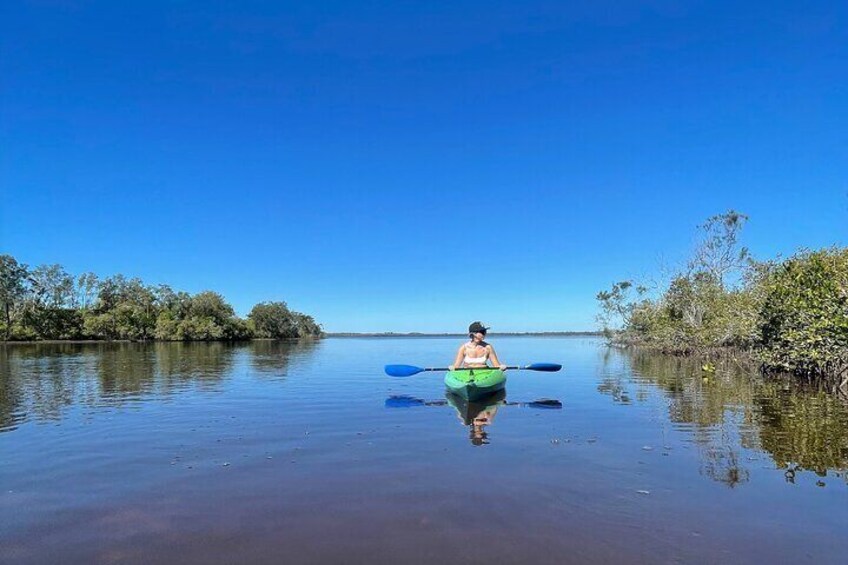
[{"x1": 463, "y1": 343, "x2": 489, "y2": 365}]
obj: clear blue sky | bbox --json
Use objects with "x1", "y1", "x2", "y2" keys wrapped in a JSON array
[{"x1": 2, "y1": 1, "x2": 845, "y2": 332}]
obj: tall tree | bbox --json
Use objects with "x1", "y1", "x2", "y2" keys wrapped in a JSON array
[
  {"x1": 0, "y1": 255, "x2": 30, "y2": 340},
  {"x1": 75, "y1": 272, "x2": 99, "y2": 310},
  {"x1": 249, "y1": 301, "x2": 297, "y2": 338},
  {"x1": 30, "y1": 264, "x2": 74, "y2": 308},
  {"x1": 688, "y1": 210, "x2": 750, "y2": 288}
]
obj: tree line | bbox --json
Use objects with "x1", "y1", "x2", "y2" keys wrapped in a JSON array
[
  {"x1": 0, "y1": 255, "x2": 323, "y2": 341},
  {"x1": 597, "y1": 211, "x2": 847, "y2": 391}
]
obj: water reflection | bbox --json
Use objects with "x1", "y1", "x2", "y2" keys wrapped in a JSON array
[
  {"x1": 0, "y1": 348, "x2": 25, "y2": 432},
  {"x1": 0, "y1": 341, "x2": 314, "y2": 433},
  {"x1": 249, "y1": 339, "x2": 319, "y2": 377},
  {"x1": 446, "y1": 390, "x2": 505, "y2": 446},
  {"x1": 598, "y1": 348, "x2": 848, "y2": 486},
  {"x1": 154, "y1": 342, "x2": 238, "y2": 388},
  {"x1": 385, "y1": 390, "x2": 561, "y2": 446},
  {"x1": 754, "y1": 387, "x2": 848, "y2": 477}
]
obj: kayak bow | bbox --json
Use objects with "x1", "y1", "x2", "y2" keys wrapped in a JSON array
[{"x1": 444, "y1": 368, "x2": 506, "y2": 401}]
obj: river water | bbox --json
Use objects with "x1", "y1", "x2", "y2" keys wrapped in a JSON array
[{"x1": 1, "y1": 337, "x2": 846, "y2": 564}]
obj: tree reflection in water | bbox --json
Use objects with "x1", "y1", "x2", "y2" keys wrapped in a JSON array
[
  {"x1": 249, "y1": 338, "x2": 320, "y2": 378},
  {"x1": 0, "y1": 340, "x2": 314, "y2": 432},
  {"x1": 597, "y1": 348, "x2": 848, "y2": 486}
]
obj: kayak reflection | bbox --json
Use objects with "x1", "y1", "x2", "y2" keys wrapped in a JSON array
[
  {"x1": 384, "y1": 391, "x2": 562, "y2": 446},
  {"x1": 446, "y1": 389, "x2": 506, "y2": 446}
]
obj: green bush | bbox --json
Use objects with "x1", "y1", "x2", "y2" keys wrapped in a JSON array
[
  {"x1": 248, "y1": 302, "x2": 324, "y2": 338},
  {"x1": 249, "y1": 302, "x2": 298, "y2": 338},
  {"x1": 757, "y1": 248, "x2": 848, "y2": 378},
  {"x1": 601, "y1": 274, "x2": 760, "y2": 353}
]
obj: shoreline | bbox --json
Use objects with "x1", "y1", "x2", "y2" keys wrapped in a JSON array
[
  {"x1": 325, "y1": 331, "x2": 603, "y2": 337},
  {"x1": 0, "y1": 332, "x2": 603, "y2": 345},
  {"x1": 0, "y1": 337, "x2": 317, "y2": 345}
]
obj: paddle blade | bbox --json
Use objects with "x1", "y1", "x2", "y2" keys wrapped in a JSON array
[
  {"x1": 526, "y1": 363, "x2": 562, "y2": 372},
  {"x1": 384, "y1": 364, "x2": 424, "y2": 377},
  {"x1": 385, "y1": 395, "x2": 426, "y2": 408},
  {"x1": 527, "y1": 399, "x2": 563, "y2": 409}
]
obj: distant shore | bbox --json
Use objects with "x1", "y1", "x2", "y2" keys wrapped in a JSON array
[
  {"x1": 325, "y1": 331, "x2": 603, "y2": 338},
  {"x1": 0, "y1": 338, "x2": 318, "y2": 345},
  {"x1": 1, "y1": 332, "x2": 603, "y2": 345}
]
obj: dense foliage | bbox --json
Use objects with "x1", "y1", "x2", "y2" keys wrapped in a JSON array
[
  {"x1": 597, "y1": 212, "x2": 848, "y2": 388},
  {"x1": 757, "y1": 249, "x2": 848, "y2": 379},
  {"x1": 248, "y1": 301, "x2": 323, "y2": 338},
  {"x1": 0, "y1": 255, "x2": 323, "y2": 341}
]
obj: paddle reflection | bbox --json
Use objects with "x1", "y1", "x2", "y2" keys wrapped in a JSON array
[{"x1": 385, "y1": 390, "x2": 561, "y2": 446}]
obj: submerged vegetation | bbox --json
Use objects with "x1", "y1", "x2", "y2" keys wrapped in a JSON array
[
  {"x1": 0, "y1": 254, "x2": 323, "y2": 341},
  {"x1": 597, "y1": 212, "x2": 847, "y2": 392}
]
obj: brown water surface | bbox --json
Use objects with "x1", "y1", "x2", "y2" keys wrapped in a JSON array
[{"x1": 1, "y1": 337, "x2": 846, "y2": 564}]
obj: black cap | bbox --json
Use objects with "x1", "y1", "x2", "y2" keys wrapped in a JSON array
[{"x1": 468, "y1": 321, "x2": 489, "y2": 333}]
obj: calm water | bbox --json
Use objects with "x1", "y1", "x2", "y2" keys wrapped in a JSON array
[{"x1": 1, "y1": 337, "x2": 846, "y2": 564}]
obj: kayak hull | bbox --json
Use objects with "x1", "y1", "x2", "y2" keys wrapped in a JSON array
[{"x1": 444, "y1": 368, "x2": 506, "y2": 401}]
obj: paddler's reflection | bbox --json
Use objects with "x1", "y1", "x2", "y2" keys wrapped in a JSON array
[
  {"x1": 446, "y1": 389, "x2": 506, "y2": 446},
  {"x1": 384, "y1": 390, "x2": 561, "y2": 446}
]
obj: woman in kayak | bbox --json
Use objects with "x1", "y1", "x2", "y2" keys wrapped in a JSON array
[{"x1": 449, "y1": 321, "x2": 507, "y2": 371}]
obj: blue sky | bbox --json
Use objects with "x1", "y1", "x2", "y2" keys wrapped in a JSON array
[{"x1": 2, "y1": 1, "x2": 846, "y2": 332}]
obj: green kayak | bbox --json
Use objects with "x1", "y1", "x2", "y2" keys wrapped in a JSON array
[{"x1": 444, "y1": 368, "x2": 506, "y2": 401}]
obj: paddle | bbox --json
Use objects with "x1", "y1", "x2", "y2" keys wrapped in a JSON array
[
  {"x1": 385, "y1": 395, "x2": 562, "y2": 409},
  {"x1": 384, "y1": 362, "x2": 562, "y2": 377}
]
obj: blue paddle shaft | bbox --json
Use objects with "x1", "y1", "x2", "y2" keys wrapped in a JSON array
[{"x1": 384, "y1": 363, "x2": 562, "y2": 377}]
